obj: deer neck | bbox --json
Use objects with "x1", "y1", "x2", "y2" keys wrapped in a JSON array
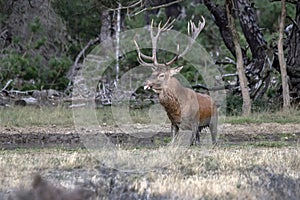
[
  {"x1": 162, "y1": 77, "x2": 184, "y2": 95},
  {"x1": 158, "y1": 77, "x2": 183, "y2": 124}
]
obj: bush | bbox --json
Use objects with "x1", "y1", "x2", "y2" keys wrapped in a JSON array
[{"x1": 0, "y1": 52, "x2": 71, "y2": 91}]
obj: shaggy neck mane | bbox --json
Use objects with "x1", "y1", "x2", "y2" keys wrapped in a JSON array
[{"x1": 158, "y1": 78, "x2": 182, "y2": 124}]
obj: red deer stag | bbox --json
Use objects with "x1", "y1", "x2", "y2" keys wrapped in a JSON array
[{"x1": 134, "y1": 17, "x2": 218, "y2": 145}]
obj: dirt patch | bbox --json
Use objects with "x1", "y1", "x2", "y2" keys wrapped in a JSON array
[{"x1": 0, "y1": 123, "x2": 299, "y2": 149}]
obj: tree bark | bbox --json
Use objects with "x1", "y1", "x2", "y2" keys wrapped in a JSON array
[
  {"x1": 286, "y1": 1, "x2": 300, "y2": 101},
  {"x1": 278, "y1": 0, "x2": 291, "y2": 110},
  {"x1": 234, "y1": 0, "x2": 268, "y2": 99},
  {"x1": 100, "y1": 10, "x2": 113, "y2": 42},
  {"x1": 115, "y1": 3, "x2": 122, "y2": 83},
  {"x1": 203, "y1": 0, "x2": 236, "y2": 57},
  {"x1": 226, "y1": 0, "x2": 251, "y2": 116}
]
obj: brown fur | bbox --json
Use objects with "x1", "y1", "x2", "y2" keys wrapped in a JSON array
[
  {"x1": 195, "y1": 93, "x2": 218, "y2": 143},
  {"x1": 159, "y1": 88, "x2": 181, "y2": 125}
]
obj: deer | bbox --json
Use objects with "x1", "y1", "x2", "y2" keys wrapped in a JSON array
[{"x1": 134, "y1": 17, "x2": 218, "y2": 145}]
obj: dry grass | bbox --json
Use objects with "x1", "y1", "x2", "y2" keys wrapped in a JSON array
[
  {"x1": 0, "y1": 148, "x2": 94, "y2": 191},
  {"x1": 1, "y1": 107, "x2": 300, "y2": 199},
  {"x1": 1, "y1": 146, "x2": 300, "y2": 199}
]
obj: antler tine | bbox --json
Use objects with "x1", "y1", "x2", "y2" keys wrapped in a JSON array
[
  {"x1": 151, "y1": 18, "x2": 176, "y2": 67},
  {"x1": 176, "y1": 16, "x2": 206, "y2": 60},
  {"x1": 165, "y1": 43, "x2": 180, "y2": 66},
  {"x1": 160, "y1": 18, "x2": 175, "y2": 31},
  {"x1": 134, "y1": 39, "x2": 157, "y2": 68},
  {"x1": 189, "y1": 16, "x2": 205, "y2": 40},
  {"x1": 134, "y1": 17, "x2": 205, "y2": 69},
  {"x1": 133, "y1": 40, "x2": 152, "y2": 60},
  {"x1": 150, "y1": 19, "x2": 155, "y2": 39}
]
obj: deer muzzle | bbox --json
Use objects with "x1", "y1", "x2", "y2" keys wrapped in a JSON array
[{"x1": 144, "y1": 80, "x2": 153, "y2": 90}]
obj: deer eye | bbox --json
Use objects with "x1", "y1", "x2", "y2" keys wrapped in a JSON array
[{"x1": 158, "y1": 74, "x2": 165, "y2": 78}]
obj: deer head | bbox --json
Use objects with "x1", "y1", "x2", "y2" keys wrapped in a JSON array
[
  {"x1": 134, "y1": 17, "x2": 205, "y2": 93},
  {"x1": 143, "y1": 66, "x2": 183, "y2": 93}
]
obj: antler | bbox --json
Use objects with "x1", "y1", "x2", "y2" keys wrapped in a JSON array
[
  {"x1": 134, "y1": 18, "x2": 175, "y2": 68},
  {"x1": 134, "y1": 16, "x2": 206, "y2": 69}
]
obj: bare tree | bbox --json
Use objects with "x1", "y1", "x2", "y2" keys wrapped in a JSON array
[
  {"x1": 278, "y1": 0, "x2": 290, "y2": 110},
  {"x1": 226, "y1": 0, "x2": 251, "y2": 115},
  {"x1": 115, "y1": 2, "x2": 122, "y2": 84}
]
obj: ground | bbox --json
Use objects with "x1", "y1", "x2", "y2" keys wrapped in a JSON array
[
  {"x1": 1, "y1": 123, "x2": 299, "y2": 148},
  {"x1": 1, "y1": 122, "x2": 300, "y2": 199}
]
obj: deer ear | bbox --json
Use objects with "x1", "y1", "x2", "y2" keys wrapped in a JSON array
[{"x1": 170, "y1": 66, "x2": 183, "y2": 76}]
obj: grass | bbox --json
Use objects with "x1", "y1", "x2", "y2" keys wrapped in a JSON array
[
  {"x1": 0, "y1": 106, "x2": 73, "y2": 127},
  {"x1": 1, "y1": 106, "x2": 300, "y2": 198},
  {"x1": 224, "y1": 109, "x2": 300, "y2": 124},
  {"x1": 1, "y1": 146, "x2": 300, "y2": 199},
  {"x1": 1, "y1": 106, "x2": 300, "y2": 127},
  {"x1": 250, "y1": 141, "x2": 290, "y2": 148}
]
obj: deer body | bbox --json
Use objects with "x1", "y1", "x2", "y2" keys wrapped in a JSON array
[
  {"x1": 196, "y1": 92, "x2": 218, "y2": 143},
  {"x1": 145, "y1": 67, "x2": 217, "y2": 145},
  {"x1": 135, "y1": 17, "x2": 217, "y2": 145}
]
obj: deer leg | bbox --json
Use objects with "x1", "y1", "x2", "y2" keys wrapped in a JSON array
[
  {"x1": 209, "y1": 114, "x2": 218, "y2": 145},
  {"x1": 171, "y1": 124, "x2": 179, "y2": 143},
  {"x1": 190, "y1": 125, "x2": 198, "y2": 146},
  {"x1": 195, "y1": 126, "x2": 202, "y2": 145}
]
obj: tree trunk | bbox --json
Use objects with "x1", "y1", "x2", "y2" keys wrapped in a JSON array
[
  {"x1": 115, "y1": 3, "x2": 122, "y2": 84},
  {"x1": 100, "y1": 10, "x2": 113, "y2": 42},
  {"x1": 226, "y1": 0, "x2": 251, "y2": 116},
  {"x1": 287, "y1": 1, "x2": 300, "y2": 102},
  {"x1": 278, "y1": 0, "x2": 290, "y2": 110},
  {"x1": 234, "y1": 0, "x2": 268, "y2": 99},
  {"x1": 204, "y1": 0, "x2": 236, "y2": 57}
]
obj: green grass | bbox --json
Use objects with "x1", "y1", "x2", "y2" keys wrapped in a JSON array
[
  {"x1": 0, "y1": 106, "x2": 299, "y2": 127},
  {"x1": 0, "y1": 106, "x2": 73, "y2": 127},
  {"x1": 224, "y1": 109, "x2": 300, "y2": 124}
]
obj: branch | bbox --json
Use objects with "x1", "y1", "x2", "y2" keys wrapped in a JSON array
[
  {"x1": 192, "y1": 84, "x2": 236, "y2": 91},
  {"x1": 131, "y1": 0, "x2": 185, "y2": 17},
  {"x1": 287, "y1": 15, "x2": 300, "y2": 32},
  {"x1": 0, "y1": 29, "x2": 7, "y2": 38},
  {"x1": 269, "y1": 0, "x2": 297, "y2": 4},
  {"x1": 1, "y1": 79, "x2": 13, "y2": 92},
  {"x1": 74, "y1": 37, "x2": 100, "y2": 66},
  {"x1": 67, "y1": 37, "x2": 100, "y2": 80},
  {"x1": 28, "y1": 0, "x2": 34, "y2": 8},
  {"x1": 107, "y1": 0, "x2": 142, "y2": 11}
]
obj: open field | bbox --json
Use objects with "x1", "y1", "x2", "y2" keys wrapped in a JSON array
[{"x1": 0, "y1": 107, "x2": 300, "y2": 199}]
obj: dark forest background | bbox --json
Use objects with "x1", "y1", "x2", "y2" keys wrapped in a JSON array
[{"x1": 1, "y1": 0, "x2": 299, "y2": 114}]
